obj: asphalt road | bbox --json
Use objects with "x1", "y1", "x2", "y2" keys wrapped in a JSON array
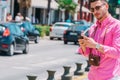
[{"x1": 0, "y1": 37, "x2": 87, "y2": 80}]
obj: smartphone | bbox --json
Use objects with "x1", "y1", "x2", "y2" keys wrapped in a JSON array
[{"x1": 78, "y1": 28, "x2": 90, "y2": 39}]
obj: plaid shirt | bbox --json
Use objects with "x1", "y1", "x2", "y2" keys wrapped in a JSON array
[{"x1": 78, "y1": 15, "x2": 120, "y2": 80}]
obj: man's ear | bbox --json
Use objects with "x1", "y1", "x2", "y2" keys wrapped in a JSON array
[{"x1": 105, "y1": 2, "x2": 109, "y2": 10}]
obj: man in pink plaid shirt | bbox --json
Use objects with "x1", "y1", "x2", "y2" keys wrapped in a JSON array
[{"x1": 78, "y1": 0, "x2": 120, "y2": 80}]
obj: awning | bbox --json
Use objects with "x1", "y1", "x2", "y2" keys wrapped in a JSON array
[
  {"x1": 31, "y1": 0, "x2": 58, "y2": 9},
  {"x1": 76, "y1": 5, "x2": 90, "y2": 13}
]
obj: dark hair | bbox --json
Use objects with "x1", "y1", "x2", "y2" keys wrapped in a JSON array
[{"x1": 90, "y1": 0, "x2": 107, "y2": 3}]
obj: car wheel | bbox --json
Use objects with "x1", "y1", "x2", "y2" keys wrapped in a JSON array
[
  {"x1": 74, "y1": 42, "x2": 77, "y2": 45},
  {"x1": 35, "y1": 36, "x2": 40, "y2": 43},
  {"x1": 7, "y1": 44, "x2": 14, "y2": 56},
  {"x1": 50, "y1": 37, "x2": 53, "y2": 40},
  {"x1": 58, "y1": 38, "x2": 62, "y2": 40},
  {"x1": 23, "y1": 43, "x2": 29, "y2": 54},
  {"x1": 64, "y1": 41, "x2": 67, "y2": 44}
]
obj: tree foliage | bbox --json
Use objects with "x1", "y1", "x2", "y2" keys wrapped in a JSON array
[{"x1": 57, "y1": 0, "x2": 77, "y2": 13}]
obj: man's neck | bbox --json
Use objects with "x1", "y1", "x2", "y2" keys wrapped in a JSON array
[{"x1": 99, "y1": 12, "x2": 109, "y2": 22}]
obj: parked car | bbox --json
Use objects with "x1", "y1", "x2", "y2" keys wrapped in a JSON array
[
  {"x1": 0, "y1": 22, "x2": 29, "y2": 56},
  {"x1": 63, "y1": 20, "x2": 91, "y2": 44},
  {"x1": 49, "y1": 22, "x2": 74, "y2": 40},
  {"x1": 17, "y1": 21, "x2": 40, "y2": 43}
]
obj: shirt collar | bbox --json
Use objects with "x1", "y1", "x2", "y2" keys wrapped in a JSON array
[{"x1": 96, "y1": 14, "x2": 112, "y2": 28}]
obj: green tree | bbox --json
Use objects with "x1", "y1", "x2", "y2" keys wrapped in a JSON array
[
  {"x1": 57, "y1": 0, "x2": 77, "y2": 16},
  {"x1": 58, "y1": 0, "x2": 77, "y2": 13}
]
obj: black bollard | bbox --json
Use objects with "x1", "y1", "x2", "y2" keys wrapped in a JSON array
[
  {"x1": 85, "y1": 60, "x2": 90, "y2": 71},
  {"x1": 74, "y1": 63, "x2": 84, "y2": 75},
  {"x1": 47, "y1": 70, "x2": 56, "y2": 80},
  {"x1": 27, "y1": 75, "x2": 37, "y2": 80},
  {"x1": 61, "y1": 66, "x2": 72, "y2": 80}
]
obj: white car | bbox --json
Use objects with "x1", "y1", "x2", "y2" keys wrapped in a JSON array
[{"x1": 50, "y1": 22, "x2": 74, "y2": 40}]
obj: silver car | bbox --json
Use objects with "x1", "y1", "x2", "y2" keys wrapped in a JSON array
[{"x1": 50, "y1": 22, "x2": 74, "y2": 40}]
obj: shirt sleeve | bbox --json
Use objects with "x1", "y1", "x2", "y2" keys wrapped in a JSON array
[
  {"x1": 78, "y1": 47, "x2": 90, "y2": 57},
  {"x1": 77, "y1": 25, "x2": 96, "y2": 57},
  {"x1": 103, "y1": 23, "x2": 120, "y2": 59}
]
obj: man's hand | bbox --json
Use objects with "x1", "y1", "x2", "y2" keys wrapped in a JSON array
[
  {"x1": 82, "y1": 35, "x2": 97, "y2": 49},
  {"x1": 78, "y1": 34, "x2": 104, "y2": 53},
  {"x1": 78, "y1": 34, "x2": 97, "y2": 49}
]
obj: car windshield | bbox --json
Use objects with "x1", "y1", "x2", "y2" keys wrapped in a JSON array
[{"x1": 54, "y1": 24, "x2": 70, "y2": 28}]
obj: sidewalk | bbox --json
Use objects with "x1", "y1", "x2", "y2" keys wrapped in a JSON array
[
  {"x1": 73, "y1": 72, "x2": 88, "y2": 80},
  {"x1": 57, "y1": 72, "x2": 88, "y2": 80}
]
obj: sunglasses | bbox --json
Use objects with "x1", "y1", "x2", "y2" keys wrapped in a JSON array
[{"x1": 90, "y1": 4, "x2": 105, "y2": 12}]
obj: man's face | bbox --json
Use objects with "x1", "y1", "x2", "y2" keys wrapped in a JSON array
[{"x1": 90, "y1": 1, "x2": 108, "y2": 20}]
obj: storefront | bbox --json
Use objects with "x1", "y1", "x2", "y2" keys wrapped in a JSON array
[{"x1": 30, "y1": 0, "x2": 59, "y2": 25}]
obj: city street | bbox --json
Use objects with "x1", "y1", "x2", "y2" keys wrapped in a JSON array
[{"x1": 0, "y1": 37, "x2": 87, "y2": 80}]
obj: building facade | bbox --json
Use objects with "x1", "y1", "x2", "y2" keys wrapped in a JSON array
[
  {"x1": 0, "y1": 0, "x2": 11, "y2": 22},
  {"x1": 1, "y1": 0, "x2": 94, "y2": 24}
]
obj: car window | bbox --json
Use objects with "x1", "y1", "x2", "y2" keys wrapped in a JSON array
[{"x1": 54, "y1": 24, "x2": 70, "y2": 28}]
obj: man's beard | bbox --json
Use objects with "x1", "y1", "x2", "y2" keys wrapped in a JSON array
[{"x1": 97, "y1": 16, "x2": 103, "y2": 20}]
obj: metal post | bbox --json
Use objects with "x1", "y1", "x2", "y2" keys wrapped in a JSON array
[
  {"x1": 74, "y1": 63, "x2": 84, "y2": 75},
  {"x1": 27, "y1": 75, "x2": 37, "y2": 80},
  {"x1": 85, "y1": 60, "x2": 90, "y2": 71},
  {"x1": 61, "y1": 66, "x2": 72, "y2": 80},
  {"x1": 47, "y1": 70, "x2": 56, "y2": 80}
]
